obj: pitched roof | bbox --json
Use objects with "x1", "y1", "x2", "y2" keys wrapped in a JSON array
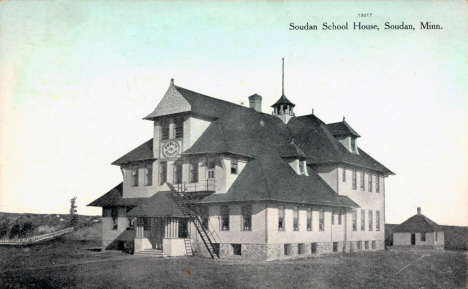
[
  {"x1": 271, "y1": 94, "x2": 296, "y2": 107},
  {"x1": 276, "y1": 143, "x2": 307, "y2": 159},
  {"x1": 326, "y1": 120, "x2": 361, "y2": 137},
  {"x1": 126, "y1": 192, "x2": 185, "y2": 217},
  {"x1": 112, "y1": 139, "x2": 154, "y2": 166},
  {"x1": 87, "y1": 183, "x2": 144, "y2": 207},
  {"x1": 288, "y1": 115, "x2": 393, "y2": 174},
  {"x1": 394, "y1": 214, "x2": 442, "y2": 233},
  {"x1": 199, "y1": 154, "x2": 358, "y2": 208},
  {"x1": 144, "y1": 85, "x2": 246, "y2": 120}
]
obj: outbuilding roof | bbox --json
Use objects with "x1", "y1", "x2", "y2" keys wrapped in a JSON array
[
  {"x1": 393, "y1": 214, "x2": 442, "y2": 233},
  {"x1": 112, "y1": 139, "x2": 154, "y2": 166}
]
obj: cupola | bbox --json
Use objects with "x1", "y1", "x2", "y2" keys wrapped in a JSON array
[{"x1": 272, "y1": 58, "x2": 295, "y2": 124}]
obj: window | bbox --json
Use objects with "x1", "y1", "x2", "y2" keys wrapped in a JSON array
[
  {"x1": 352, "y1": 210, "x2": 357, "y2": 231},
  {"x1": 342, "y1": 167, "x2": 346, "y2": 182},
  {"x1": 131, "y1": 167, "x2": 139, "y2": 187},
  {"x1": 331, "y1": 210, "x2": 335, "y2": 225},
  {"x1": 352, "y1": 169, "x2": 357, "y2": 190},
  {"x1": 200, "y1": 205, "x2": 209, "y2": 230},
  {"x1": 369, "y1": 210, "x2": 373, "y2": 231},
  {"x1": 338, "y1": 210, "x2": 342, "y2": 225},
  {"x1": 174, "y1": 118, "x2": 184, "y2": 138},
  {"x1": 231, "y1": 159, "x2": 238, "y2": 174},
  {"x1": 221, "y1": 206, "x2": 229, "y2": 230},
  {"x1": 111, "y1": 207, "x2": 118, "y2": 230},
  {"x1": 127, "y1": 218, "x2": 134, "y2": 230},
  {"x1": 351, "y1": 138, "x2": 356, "y2": 152},
  {"x1": 306, "y1": 208, "x2": 312, "y2": 231},
  {"x1": 207, "y1": 157, "x2": 216, "y2": 179},
  {"x1": 372, "y1": 241, "x2": 376, "y2": 249},
  {"x1": 159, "y1": 162, "x2": 167, "y2": 185},
  {"x1": 293, "y1": 207, "x2": 299, "y2": 231},
  {"x1": 311, "y1": 243, "x2": 317, "y2": 254},
  {"x1": 368, "y1": 174, "x2": 372, "y2": 192},
  {"x1": 299, "y1": 161, "x2": 304, "y2": 174},
  {"x1": 190, "y1": 159, "x2": 198, "y2": 183},
  {"x1": 242, "y1": 204, "x2": 252, "y2": 231},
  {"x1": 361, "y1": 210, "x2": 365, "y2": 231},
  {"x1": 435, "y1": 232, "x2": 438, "y2": 241},
  {"x1": 144, "y1": 164, "x2": 152, "y2": 186},
  {"x1": 333, "y1": 242, "x2": 338, "y2": 252},
  {"x1": 232, "y1": 244, "x2": 241, "y2": 255},
  {"x1": 360, "y1": 172, "x2": 365, "y2": 191},
  {"x1": 278, "y1": 206, "x2": 285, "y2": 231},
  {"x1": 161, "y1": 121, "x2": 170, "y2": 140},
  {"x1": 365, "y1": 241, "x2": 369, "y2": 250},
  {"x1": 376, "y1": 176, "x2": 380, "y2": 193},
  {"x1": 298, "y1": 244, "x2": 305, "y2": 254},
  {"x1": 421, "y1": 233, "x2": 426, "y2": 242},
  {"x1": 357, "y1": 241, "x2": 362, "y2": 250},
  {"x1": 376, "y1": 211, "x2": 380, "y2": 231},
  {"x1": 284, "y1": 244, "x2": 291, "y2": 256},
  {"x1": 174, "y1": 161, "x2": 183, "y2": 184},
  {"x1": 319, "y1": 209, "x2": 324, "y2": 231}
]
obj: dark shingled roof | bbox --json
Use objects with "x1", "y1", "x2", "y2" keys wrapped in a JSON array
[
  {"x1": 112, "y1": 139, "x2": 154, "y2": 166},
  {"x1": 276, "y1": 143, "x2": 307, "y2": 159},
  {"x1": 144, "y1": 85, "x2": 246, "y2": 120},
  {"x1": 394, "y1": 214, "x2": 442, "y2": 233},
  {"x1": 87, "y1": 183, "x2": 144, "y2": 207},
  {"x1": 326, "y1": 120, "x2": 361, "y2": 137},
  {"x1": 271, "y1": 94, "x2": 296, "y2": 108},
  {"x1": 126, "y1": 192, "x2": 185, "y2": 217}
]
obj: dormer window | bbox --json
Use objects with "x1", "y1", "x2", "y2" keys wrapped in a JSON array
[
  {"x1": 299, "y1": 161, "x2": 304, "y2": 174},
  {"x1": 231, "y1": 159, "x2": 238, "y2": 174},
  {"x1": 351, "y1": 138, "x2": 356, "y2": 152}
]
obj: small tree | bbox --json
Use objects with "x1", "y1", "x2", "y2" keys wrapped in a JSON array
[
  {"x1": 69, "y1": 196, "x2": 78, "y2": 227},
  {"x1": 9, "y1": 224, "x2": 21, "y2": 239}
]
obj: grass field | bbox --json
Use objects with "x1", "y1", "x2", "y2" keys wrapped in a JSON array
[{"x1": 1, "y1": 237, "x2": 466, "y2": 289}]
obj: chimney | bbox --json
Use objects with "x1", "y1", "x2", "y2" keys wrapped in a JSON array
[
  {"x1": 248, "y1": 94, "x2": 262, "y2": 112},
  {"x1": 417, "y1": 207, "x2": 421, "y2": 215}
]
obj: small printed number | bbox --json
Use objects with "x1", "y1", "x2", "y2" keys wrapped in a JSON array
[{"x1": 358, "y1": 13, "x2": 372, "y2": 17}]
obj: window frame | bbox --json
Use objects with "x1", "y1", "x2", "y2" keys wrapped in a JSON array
[
  {"x1": 159, "y1": 162, "x2": 167, "y2": 185},
  {"x1": 174, "y1": 118, "x2": 184, "y2": 138},
  {"x1": 368, "y1": 210, "x2": 373, "y2": 231},
  {"x1": 161, "y1": 121, "x2": 170, "y2": 140},
  {"x1": 241, "y1": 204, "x2": 252, "y2": 231},
  {"x1": 306, "y1": 208, "x2": 312, "y2": 231},
  {"x1": 319, "y1": 209, "x2": 325, "y2": 231},
  {"x1": 131, "y1": 167, "x2": 139, "y2": 187},
  {"x1": 360, "y1": 171, "x2": 365, "y2": 191},
  {"x1": 338, "y1": 210, "x2": 342, "y2": 225},
  {"x1": 376, "y1": 175, "x2": 380, "y2": 193},
  {"x1": 207, "y1": 157, "x2": 216, "y2": 179},
  {"x1": 352, "y1": 169, "x2": 357, "y2": 190},
  {"x1": 361, "y1": 210, "x2": 365, "y2": 231},
  {"x1": 231, "y1": 159, "x2": 238, "y2": 175},
  {"x1": 293, "y1": 207, "x2": 299, "y2": 231},
  {"x1": 299, "y1": 161, "x2": 305, "y2": 174},
  {"x1": 421, "y1": 233, "x2": 426, "y2": 242},
  {"x1": 331, "y1": 210, "x2": 335, "y2": 225},
  {"x1": 352, "y1": 210, "x2": 357, "y2": 231},
  {"x1": 111, "y1": 207, "x2": 118, "y2": 230},
  {"x1": 174, "y1": 161, "x2": 183, "y2": 184},
  {"x1": 368, "y1": 173, "x2": 372, "y2": 192},
  {"x1": 144, "y1": 164, "x2": 152, "y2": 186},
  {"x1": 278, "y1": 205, "x2": 285, "y2": 231},
  {"x1": 342, "y1": 167, "x2": 346, "y2": 182},
  {"x1": 189, "y1": 158, "x2": 199, "y2": 183},
  {"x1": 220, "y1": 206, "x2": 230, "y2": 231},
  {"x1": 376, "y1": 211, "x2": 380, "y2": 231}
]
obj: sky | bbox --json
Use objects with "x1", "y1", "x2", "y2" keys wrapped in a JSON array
[{"x1": 0, "y1": 0, "x2": 467, "y2": 226}]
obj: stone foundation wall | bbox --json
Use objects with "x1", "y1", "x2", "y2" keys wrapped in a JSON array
[{"x1": 391, "y1": 245, "x2": 445, "y2": 251}]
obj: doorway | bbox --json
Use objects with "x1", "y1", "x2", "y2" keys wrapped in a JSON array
[{"x1": 411, "y1": 233, "x2": 416, "y2": 245}]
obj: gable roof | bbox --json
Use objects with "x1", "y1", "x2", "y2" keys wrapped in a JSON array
[
  {"x1": 126, "y1": 191, "x2": 185, "y2": 217},
  {"x1": 144, "y1": 84, "x2": 247, "y2": 120},
  {"x1": 326, "y1": 120, "x2": 361, "y2": 138},
  {"x1": 87, "y1": 183, "x2": 144, "y2": 207},
  {"x1": 394, "y1": 214, "x2": 442, "y2": 233},
  {"x1": 112, "y1": 139, "x2": 154, "y2": 166}
]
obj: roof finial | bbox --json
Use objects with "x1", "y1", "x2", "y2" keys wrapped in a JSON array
[
  {"x1": 343, "y1": 116, "x2": 346, "y2": 122},
  {"x1": 282, "y1": 58, "x2": 285, "y2": 96},
  {"x1": 312, "y1": 108, "x2": 314, "y2": 115},
  {"x1": 171, "y1": 78, "x2": 174, "y2": 84}
]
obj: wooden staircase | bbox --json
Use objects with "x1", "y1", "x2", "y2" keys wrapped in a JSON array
[{"x1": 168, "y1": 185, "x2": 220, "y2": 259}]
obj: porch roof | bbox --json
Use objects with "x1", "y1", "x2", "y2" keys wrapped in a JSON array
[{"x1": 126, "y1": 191, "x2": 185, "y2": 218}]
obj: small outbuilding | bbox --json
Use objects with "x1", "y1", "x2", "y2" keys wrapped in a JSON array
[{"x1": 393, "y1": 207, "x2": 444, "y2": 250}]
